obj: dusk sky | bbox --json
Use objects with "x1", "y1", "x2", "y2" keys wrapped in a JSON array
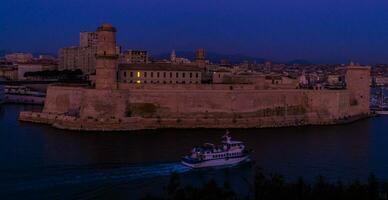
[{"x1": 2, "y1": 0, "x2": 388, "y2": 64}]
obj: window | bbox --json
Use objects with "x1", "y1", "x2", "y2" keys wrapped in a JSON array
[
  {"x1": 176, "y1": 72, "x2": 179, "y2": 78},
  {"x1": 130, "y1": 72, "x2": 133, "y2": 77},
  {"x1": 170, "y1": 72, "x2": 172, "y2": 78},
  {"x1": 163, "y1": 72, "x2": 166, "y2": 78},
  {"x1": 196, "y1": 73, "x2": 199, "y2": 78},
  {"x1": 124, "y1": 72, "x2": 127, "y2": 77},
  {"x1": 183, "y1": 73, "x2": 185, "y2": 78},
  {"x1": 144, "y1": 72, "x2": 147, "y2": 77},
  {"x1": 190, "y1": 73, "x2": 192, "y2": 78},
  {"x1": 151, "y1": 72, "x2": 153, "y2": 78},
  {"x1": 137, "y1": 72, "x2": 140, "y2": 78},
  {"x1": 157, "y1": 72, "x2": 160, "y2": 78}
]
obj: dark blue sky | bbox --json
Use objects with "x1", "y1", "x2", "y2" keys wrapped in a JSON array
[{"x1": 1, "y1": 0, "x2": 388, "y2": 64}]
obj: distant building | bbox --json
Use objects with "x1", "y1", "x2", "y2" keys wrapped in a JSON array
[
  {"x1": 170, "y1": 50, "x2": 191, "y2": 64},
  {"x1": 119, "y1": 63, "x2": 201, "y2": 84},
  {"x1": 58, "y1": 30, "x2": 109, "y2": 75},
  {"x1": 0, "y1": 61, "x2": 18, "y2": 80},
  {"x1": 326, "y1": 73, "x2": 345, "y2": 88},
  {"x1": 58, "y1": 46, "x2": 96, "y2": 74},
  {"x1": 119, "y1": 50, "x2": 149, "y2": 64},
  {"x1": 374, "y1": 76, "x2": 388, "y2": 86},
  {"x1": 38, "y1": 54, "x2": 56, "y2": 60},
  {"x1": 80, "y1": 32, "x2": 98, "y2": 48},
  {"x1": 5, "y1": 53, "x2": 33, "y2": 63},
  {"x1": 196, "y1": 48, "x2": 206, "y2": 66},
  {"x1": 212, "y1": 68, "x2": 232, "y2": 84},
  {"x1": 298, "y1": 71, "x2": 308, "y2": 87}
]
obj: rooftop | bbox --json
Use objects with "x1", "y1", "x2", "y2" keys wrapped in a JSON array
[
  {"x1": 97, "y1": 24, "x2": 117, "y2": 32},
  {"x1": 119, "y1": 63, "x2": 202, "y2": 72}
]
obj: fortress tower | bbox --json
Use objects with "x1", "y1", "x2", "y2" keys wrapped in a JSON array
[
  {"x1": 346, "y1": 62, "x2": 371, "y2": 114},
  {"x1": 95, "y1": 24, "x2": 118, "y2": 90}
]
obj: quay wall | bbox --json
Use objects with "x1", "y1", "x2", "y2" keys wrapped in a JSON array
[{"x1": 19, "y1": 84, "x2": 369, "y2": 131}]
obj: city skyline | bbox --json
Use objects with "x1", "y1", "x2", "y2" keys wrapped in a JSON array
[{"x1": 2, "y1": 0, "x2": 388, "y2": 64}]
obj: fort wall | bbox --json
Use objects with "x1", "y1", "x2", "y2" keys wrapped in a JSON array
[{"x1": 20, "y1": 84, "x2": 369, "y2": 131}]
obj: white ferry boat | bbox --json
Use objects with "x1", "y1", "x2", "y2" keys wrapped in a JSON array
[{"x1": 181, "y1": 131, "x2": 251, "y2": 169}]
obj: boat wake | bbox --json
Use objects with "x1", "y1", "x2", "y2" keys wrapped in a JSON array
[{"x1": 0, "y1": 162, "x2": 191, "y2": 194}]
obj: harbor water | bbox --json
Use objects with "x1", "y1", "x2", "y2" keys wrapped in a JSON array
[{"x1": 0, "y1": 104, "x2": 388, "y2": 199}]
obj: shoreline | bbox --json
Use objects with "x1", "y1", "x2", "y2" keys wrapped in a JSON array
[{"x1": 19, "y1": 111, "x2": 373, "y2": 132}]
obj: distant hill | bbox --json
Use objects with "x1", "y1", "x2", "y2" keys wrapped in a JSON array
[
  {"x1": 152, "y1": 51, "x2": 267, "y2": 64},
  {"x1": 286, "y1": 59, "x2": 311, "y2": 65}
]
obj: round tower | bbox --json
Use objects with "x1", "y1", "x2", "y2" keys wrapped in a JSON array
[{"x1": 95, "y1": 24, "x2": 118, "y2": 90}]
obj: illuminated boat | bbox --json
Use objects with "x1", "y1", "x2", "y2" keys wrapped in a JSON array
[{"x1": 181, "y1": 130, "x2": 251, "y2": 169}]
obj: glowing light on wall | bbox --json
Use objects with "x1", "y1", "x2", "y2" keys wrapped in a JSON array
[{"x1": 136, "y1": 80, "x2": 141, "y2": 84}]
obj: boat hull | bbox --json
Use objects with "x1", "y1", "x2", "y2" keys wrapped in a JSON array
[{"x1": 181, "y1": 155, "x2": 250, "y2": 169}]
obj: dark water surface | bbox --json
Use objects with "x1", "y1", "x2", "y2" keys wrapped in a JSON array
[{"x1": 0, "y1": 104, "x2": 387, "y2": 199}]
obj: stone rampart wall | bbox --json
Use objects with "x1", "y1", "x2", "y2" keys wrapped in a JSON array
[{"x1": 25, "y1": 85, "x2": 369, "y2": 131}]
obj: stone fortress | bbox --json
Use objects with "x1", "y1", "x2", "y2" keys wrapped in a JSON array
[{"x1": 20, "y1": 24, "x2": 371, "y2": 131}]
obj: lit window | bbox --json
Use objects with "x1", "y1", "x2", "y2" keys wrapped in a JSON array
[
  {"x1": 137, "y1": 72, "x2": 141, "y2": 77},
  {"x1": 136, "y1": 80, "x2": 141, "y2": 84}
]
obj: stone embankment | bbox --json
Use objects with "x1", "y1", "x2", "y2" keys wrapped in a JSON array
[{"x1": 19, "y1": 111, "x2": 371, "y2": 132}]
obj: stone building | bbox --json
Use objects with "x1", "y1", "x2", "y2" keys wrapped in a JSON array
[
  {"x1": 119, "y1": 50, "x2": 148, "y2": 64},
  {"x1": 95, "y1": 24, "x2": 119, "y2": 90},
  {"x1": 119, "y1": 64, "x2": 201, "y2": 84}
]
